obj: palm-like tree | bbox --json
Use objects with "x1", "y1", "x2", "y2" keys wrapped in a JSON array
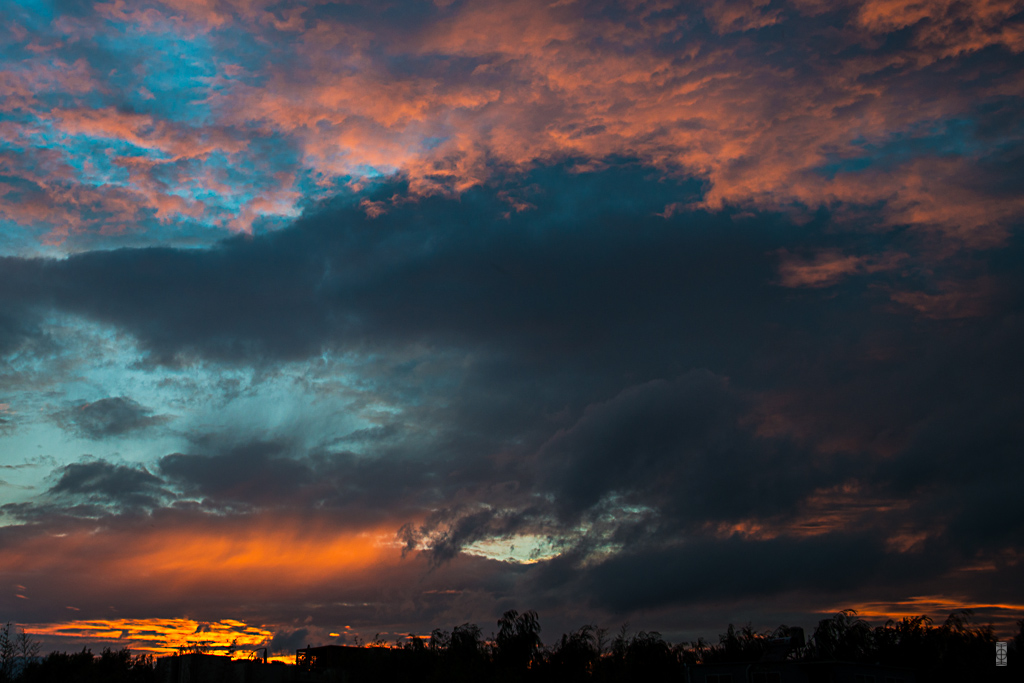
[{"x1": 810, "y1": 610, "x2": 873, "y2": 661}]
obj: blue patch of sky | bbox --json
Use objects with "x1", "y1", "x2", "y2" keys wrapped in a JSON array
[
  {"x1": 90, "y1": 26, "x2": 220, "y2": 126},
  {"x1": 813, "y1": 118, "x2": 987, "y2": 180},
  {"x1": 3, "y1": 114, "x2": 300, "y2": 243},
  {"x1": 0, "y1": 220, "x2": 43, "y2": 257},
  {"x1": 206, "y1": 25, "x2": 283, "y2": 86},
  {"x1": 348, "y1": 163, "x2": 394, "y2": 179},
  {"x1": 26, "y1": 134, "x2": 151, "y2": 190},
  {"x1": 5, "y1": 106, "x2": 160, "y2": 165},
  {"x1": 0, "y1": 315, "x2": 390, "y2": 497},
  {"x1": 3, "y1": 0, "x2": 57, "y2": 31}
]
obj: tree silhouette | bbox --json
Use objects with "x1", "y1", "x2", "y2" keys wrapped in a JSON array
[
  {"x1": 19, "y1": 647, "x2": 154, "y2": 683},
  {"x1": 428, "y1": 628, "x2": 450, "y2": 653},
  {"x1": 449, "y1": 623, "x2": 483, "y2": 659},
  {"x1": 495, "y1": 609, "x2": 542, "y2": 678},
  {"x1": 13, "y1": 632, "x2": 39, "y2": 668},
  {"x1": 434, "y1": 622, "x2": 484, "y2": 683},
  {"x1": 3, "y1": 607, "x2": 1019, "y2": 682},
  {"x1": 810, "y1": 609, "x2": 873, "y2": 661},
  {"x1": 872, "y1": 614, "x2": 933, "y2": 667},
  {"x1": 0, "y1": 623, "x2": 40, "y2": 683},
  {"x1": 1010, "y1": 618, "x2": 1023, "y2": 667},
  {"x1": 548, "y1": 625, "x2": 599, "y2": 683},
  {"x1": 0, "y1": 623, "x2": 14, "y2": 683}
]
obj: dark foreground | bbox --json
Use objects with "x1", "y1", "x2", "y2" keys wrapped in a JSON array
[{"x1": 2, "y1": 609, "x2": 1020, "y2": 683}]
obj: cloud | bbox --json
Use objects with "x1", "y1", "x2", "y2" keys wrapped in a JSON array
[
  {"x1": 2, "y1": 0, "x2": 1023, "y2": 250},
  {"x1": 155, "y1": 437, "x2": 443, "y2": 523},
  {"x1": 270, "y1": 628, "x2": 310, "y2": 655},
  {"x1": 577, "y1": 533, "x2": 922, "y2": 613},
  {"x1": 158, "y1": 441, "x2": 313, "y2": 510},
  {"x1": 776, "y1": 250, "x2": 906, "y2": 289},
  {"x1": 0, "y1": 161, "x2": 1021, "y2": 639},
  {"x1": 539, "y1": 378, "x2": 857, "y2": 558},
  {"x1": 887, "y1": 277, "x2": 999, "y2": 319},
  {"x1": 0, "y1": 510, "x2": 432, "y2": 626},
  {"x1": 47, "y1": 460, "x2": 169, "y2": 509},
  {"x1": 52, "y1": 397, "x2": 171, "y2": 439}
]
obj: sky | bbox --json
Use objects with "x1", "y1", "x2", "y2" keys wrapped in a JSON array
[{"x1": 1, "y1": 0, "x2": 1024, "y2": 660}]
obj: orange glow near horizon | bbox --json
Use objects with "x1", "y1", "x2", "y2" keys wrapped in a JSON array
[
  {"x1": 823, "y1": 595, "x2": 1024, "y2": 635},
  {"x1": 0, "y1": 517, "x2": 403, "y2": 595},
  {"x1": 24, "y1": 618, "x2": 273, "y2": 658}
]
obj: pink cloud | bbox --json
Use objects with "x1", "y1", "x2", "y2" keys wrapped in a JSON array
[
  {"x1": 777, "y1": 249, "x2": 906, "y2": 288},
  {"x1": 856, "y1": 0, "x2": 1024, "y2": 57},
  {"x1": 888, "y1": 277, "x2": 998, "y2": 319},
  {"x1": 4, "y1": 0, "x2": 1023, "y2": 247}
]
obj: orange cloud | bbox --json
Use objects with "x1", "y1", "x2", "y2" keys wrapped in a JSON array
[
  {"x1": 52, "y1": 107, "x2": 247, "y2": 162},
  {"x1": 25, "y1": 618, "x2": 273, "y2": 657},
  {"x1": 703, "y1": 0, "x2": 781, "y2": 35},
  {"x1": 857, "y1": 0, "x2": 1024, "y2": 57},
  {"x1": 0, "y1": 516, "x2": 400, "y2": 598},
  {"x1": 888, "y1": 277, "x2": 998, "y2": 319},
  {"x1": 776, "y1": 250, "x2": 906, "y2": 288},
  {"x1": 0, "y1": 512, "x2": 517, "y2": 653},
  {"x1": 827, "y1": 595, "x2": 1024, "y2": 635},
  {"x1": 780, "y1": 253, "x2": 867, "y2": 289},
  {"x1": 0, "y1": 513, "x2": 429, "y2": 635},
  {"x1": 705, "y1": 480, "x2": 917, "y2": 542}
]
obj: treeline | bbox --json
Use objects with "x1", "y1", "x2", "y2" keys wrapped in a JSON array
[
  {"x1": 1, "y1": 624, "x2": 153, "y2": 683},
  {"x1": 381, "y1": 609, "x2": 1020, "y2": 683},
  {"x1": 2, "y1": 609, "x2": 1021, "y2": 683}
]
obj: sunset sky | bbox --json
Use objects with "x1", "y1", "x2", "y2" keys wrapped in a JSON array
[{"x1": 2, "y1": 0, "x2": 1023, "y2": 659}]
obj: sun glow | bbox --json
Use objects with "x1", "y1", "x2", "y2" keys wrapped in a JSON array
[
  {"x1": 1, "y1": 517, "x2": 399, "y2": 591},
  {"x1": 25, "y1": 618, "x2": 272, "y2": 658}
]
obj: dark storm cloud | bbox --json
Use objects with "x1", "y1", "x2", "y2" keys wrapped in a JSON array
[
  {"x1": 1, "y1": 165, "x2": 712, "y2": 366},
  {"x1": 876, "y1": 377, "x2": 1024, "y2": 554},
  {"x1": 158, "y1": 441, "x2": 313, "y2": 509},
  {"x1": 156, "y1": 438, "x2": 444, "y2": 522},
  {"x1": 48, "y1": 460, "x2": 168, "y2": 508},
  {"x1": 0, "y1": 308, "x2": 42, "y2": 358},
  {"x1": 0, "y1": 163, "x2": 1022, "y2": 624},
  {"x1": 577, "y1": 535, "x2": 902, "y2": 613},
  {"x1": 53, "y1": 397, "x2": 170, "y2": 439},
  {"x1": 0, "y1": 162, "x2": 1014, "y2": 383},
  {"x1": 538, "y1": 371, "x2": 850, "y2": 527}
]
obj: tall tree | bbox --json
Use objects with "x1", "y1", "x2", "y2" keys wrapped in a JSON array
[{"x1": 495, "y1": 610, "x2": 542, "y2": 676}]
